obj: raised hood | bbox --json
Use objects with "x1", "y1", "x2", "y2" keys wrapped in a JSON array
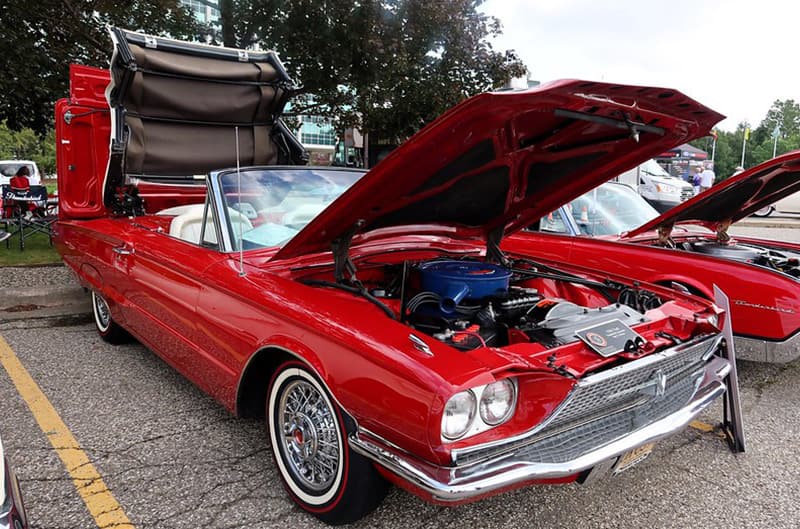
[
  {"x1": 274, "y1": 80, "x2": 723, "y2": 261},
  {"x1": 105, "y1": 27, "x2": 305, "y2": 210},
  {"x1": 624, "y1": 150, "x2": 800, "y2": 238}
]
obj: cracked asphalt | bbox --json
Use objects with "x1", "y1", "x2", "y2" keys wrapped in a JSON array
[{"x1": 1, "y1": 319, "x2": 800, "y2": 529}]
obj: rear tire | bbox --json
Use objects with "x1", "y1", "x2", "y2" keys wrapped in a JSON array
[
  {"x1": 752, "y1": 206, "x2": 774, "y2": 217},
  {"x1": 91, "y1": 291, "x2": 130, "y2": 344},
  {"x1": 267, "y1": 361, "x2": 388, "y2": 524}
]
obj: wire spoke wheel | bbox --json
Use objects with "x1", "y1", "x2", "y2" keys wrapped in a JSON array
[
  {"x1": 92, "y1": 291, "x2": 111, "y2": 331},
  {"x1": 267, "y1": 362, "x2": 389, "y2": 524},
  {"x1": 91, "y1": 291, "x2": 130, "y2": 344},
  {"x1": 278, "y1": 379, "x2": 340, "y2": 492}
]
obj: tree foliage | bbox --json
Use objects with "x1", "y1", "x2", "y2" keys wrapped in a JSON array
[
  {"x1": 0, "y1": 121, "x2": 56, "y2": 175},
  {"x1": 217, "y1": 0, "x2": 527, "y2": 138},
  {"x1": 691, "y1": 99, "x2": 800, "y2": 182},
  {"x1": 0, "y1": 0, "x2": 198, "y2": 135}
]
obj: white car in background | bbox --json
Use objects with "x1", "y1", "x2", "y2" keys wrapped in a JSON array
[{"x1": 0, "y1": 160, "x2": 42, "y2": 185}]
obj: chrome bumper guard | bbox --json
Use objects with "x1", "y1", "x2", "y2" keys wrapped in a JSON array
[{"x1": 350, "y1": 337, "x2": 730, "y2": 502}]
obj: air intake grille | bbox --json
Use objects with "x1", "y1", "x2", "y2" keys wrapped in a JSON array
[{"x1": 453, "y1": 336, "x2": 717, "y2": 466}]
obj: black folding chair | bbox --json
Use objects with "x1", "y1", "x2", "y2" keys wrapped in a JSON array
[{"x1": 0, "y1": 184, "x2": 51, "y2": 250}]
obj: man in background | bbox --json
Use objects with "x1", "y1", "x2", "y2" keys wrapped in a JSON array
[{"x1": 699, "y1": 162, "x2": 716, "y2": 193}]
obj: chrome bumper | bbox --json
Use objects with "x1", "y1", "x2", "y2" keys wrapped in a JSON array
[
  {"x1": 350, "y1": 355, "x2": 730, "y2": 502},
  {"x1": 0, "y1": 458, "x2": 28, "y2": 529},
  {"x1": 735, "y1": 334, "x2": 800, "y2": 363}
]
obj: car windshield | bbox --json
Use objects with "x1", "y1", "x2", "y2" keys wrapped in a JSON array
[
  {"x1": 0, "y1": 163, "x2": 34, "y2": 178},
  {"x1": 570, "y1": 183, "x2": 660, "y2": 236},
  {"x1": 217, "y1": 168, "x2": 364, "y2": 250}
]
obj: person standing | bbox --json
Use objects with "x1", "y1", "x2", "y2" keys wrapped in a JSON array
[
  {"x1": 699, "y1": 163, "x2": 716, "y2": 193},
  {"x1": 691, "y1": 165, "x2": 703, "y2": 195}
]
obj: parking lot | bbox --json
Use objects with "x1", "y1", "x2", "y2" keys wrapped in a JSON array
[
  {"x1": 2, "y1": 318, "x2": 800, "y2": 529},
  {"x1": 1, "y1": 222, "x2": 799, "y2": 529}
]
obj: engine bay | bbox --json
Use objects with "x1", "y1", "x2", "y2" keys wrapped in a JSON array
[
  {"x1": 681, "y1": 240, "x2": 800, "y2": 278},
  {"x1": 302, "y1": 257, "x2": 667, "y2": 352}
]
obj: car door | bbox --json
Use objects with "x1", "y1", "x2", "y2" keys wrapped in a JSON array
[{"x1": 117, "y1": 211, "x2": 234, "y2": 395}]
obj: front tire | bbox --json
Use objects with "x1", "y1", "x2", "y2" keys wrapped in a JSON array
[
  {"x1": 91, "y1": 291, "x2": 130, "y2": 344},
  {"x1": 267, "y1": 362, "x2": 388, "y2": 524}
]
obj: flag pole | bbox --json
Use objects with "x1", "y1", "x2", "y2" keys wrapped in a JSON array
[
  {"x1": 740, "y1": 127, "x2": 749, "y2": 167},
  {"x1": 772, "y1": 124, "x2": 780, "y2": 158},
  {"x1": 711, "y1": 136, "x2": 717, "y2": 162}
]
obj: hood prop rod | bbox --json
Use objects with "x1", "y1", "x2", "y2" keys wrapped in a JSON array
[
  {"x1": 332, "y1": 220, "x2": 365, "y2": 285},
  {"x1": 486, "y1": 226, "x2": 510, "y2": 267}
]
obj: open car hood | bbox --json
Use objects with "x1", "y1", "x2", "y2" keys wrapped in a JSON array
[
  {"x1": 104, "y1": 27, "x2": 305, "y2": 210},
  {"x1": 273, "y1": 80, "x2": 723, "y2": 261},
  {"x1": 623, "y1": 150, "x2": 800, "y2": 238}
]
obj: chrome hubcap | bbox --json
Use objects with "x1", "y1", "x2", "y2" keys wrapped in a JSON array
[
  {"x1": 278, "y1": 380, "x2": 340, "y2": 491},
  {"x1": 94, "y1": 293, "x2": 110, "y2": 329}
]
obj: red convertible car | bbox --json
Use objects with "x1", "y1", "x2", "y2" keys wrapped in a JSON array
[
  {"x1": 510, "y1": 152, "x2": 800, "y2": 363},
  {"x1": 55, "y1": 29, "x2": 732, "y2": 524}
]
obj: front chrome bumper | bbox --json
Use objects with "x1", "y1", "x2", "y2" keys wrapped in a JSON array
[
  {"x1": 735, "y1": 333, "x2": 800, "y2": 363},
  {"x1": 350, "y1": 352, "x2": 730, "y2": 503}
]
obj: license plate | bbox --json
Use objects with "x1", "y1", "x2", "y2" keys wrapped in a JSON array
[{"x1": 614, "y1": 443, "x2": 654, "y2": 474}]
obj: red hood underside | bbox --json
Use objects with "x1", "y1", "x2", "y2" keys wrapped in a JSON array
[{"x1": 274, "y1": 80, "x2": 723, "y2": 261}]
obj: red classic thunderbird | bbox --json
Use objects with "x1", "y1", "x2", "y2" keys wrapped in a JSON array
[
  {"x1": 54, "y1": 29, "x2": 733, "y2": 524},
  {"x1": 508, "y1": 152, "x2": 800, "y2": 363}
]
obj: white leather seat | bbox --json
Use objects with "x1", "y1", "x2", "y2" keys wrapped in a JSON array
[{"x1": 167, "y1": 204, "x2": 253, "y2": 246}]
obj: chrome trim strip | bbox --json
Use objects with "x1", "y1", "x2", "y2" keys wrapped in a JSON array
[
  {"x1": 451, "y1": 334, "x2": 721, "y2": 463},
  {"x1": 349, "y1": 355, "x2": 729, "y2": 502},
  {"x1": 734, "y1": 333, "x2": 800, "y2": 363}
]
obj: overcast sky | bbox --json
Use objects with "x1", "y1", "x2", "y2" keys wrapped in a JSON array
[{"x1": 482, "y1": 0, "x2": 797, "y2": 131}]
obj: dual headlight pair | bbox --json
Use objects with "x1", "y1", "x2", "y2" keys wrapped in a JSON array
[{"x1": 441, "y1": 378, "x2": 517, "y2": 441}]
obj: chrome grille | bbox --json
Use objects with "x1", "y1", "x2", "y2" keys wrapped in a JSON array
[
  {"x1": 453, "y1": 336, "x2": 718, "y2": 466},
  {"x1": 681, "y1": 188, "x2": 694, "y2": 201}
]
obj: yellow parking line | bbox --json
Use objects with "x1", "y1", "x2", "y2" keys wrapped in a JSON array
[
  {"x1": 689, "y1": 420, "x2": 715, "y2": 433},
  {"x1": 0, "y1": 334, "x2": 136, "y2": 529}
]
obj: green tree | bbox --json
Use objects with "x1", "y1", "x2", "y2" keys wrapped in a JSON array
[
  {"x1": 759, "y1": 99, "x2": 800, "y2": 140},
  {"x1": 0, "y1": 0, "x2": 199, "y2": 135},
  {"x1": 219, "y1": 0, "x2": 526, "y2": 139},
  {"x1": 0, "y1": 121, "x2": 56, "y2": 175}
]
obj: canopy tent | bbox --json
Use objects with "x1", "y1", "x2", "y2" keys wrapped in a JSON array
[{"x1": 657, "y1": 143, "x2": 708, "y2": 160}]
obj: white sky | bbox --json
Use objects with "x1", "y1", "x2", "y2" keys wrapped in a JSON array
[{"x1": 482, "y1": 0, "x2": 798, "y2": 131}]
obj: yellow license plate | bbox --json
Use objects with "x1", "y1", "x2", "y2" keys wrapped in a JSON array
[{"x1": 614, "y1": 442, "x2": 655, "y2": 474}]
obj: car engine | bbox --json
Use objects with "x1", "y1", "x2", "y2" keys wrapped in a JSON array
[
  {"x1": 403, "y1": 259, "x2": 651, "y2": 351},
  {"x1": 685, "y1": 241, "x2": 800, "y2": 277}
]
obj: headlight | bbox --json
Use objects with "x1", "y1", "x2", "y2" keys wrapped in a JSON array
[
  {"x1": 480, "y1": 379, "x2": 516, "y2": 425},
  {"x1": 442, "y1": 390, "x2": 477, "y2": 440},
  {"x1": 656, "y1": 183, "x2": 677, "y2": 194}
]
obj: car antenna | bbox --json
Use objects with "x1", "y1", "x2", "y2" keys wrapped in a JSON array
[{"x1": 235, "y1": 126, "x2": 245, "y2": 277}]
